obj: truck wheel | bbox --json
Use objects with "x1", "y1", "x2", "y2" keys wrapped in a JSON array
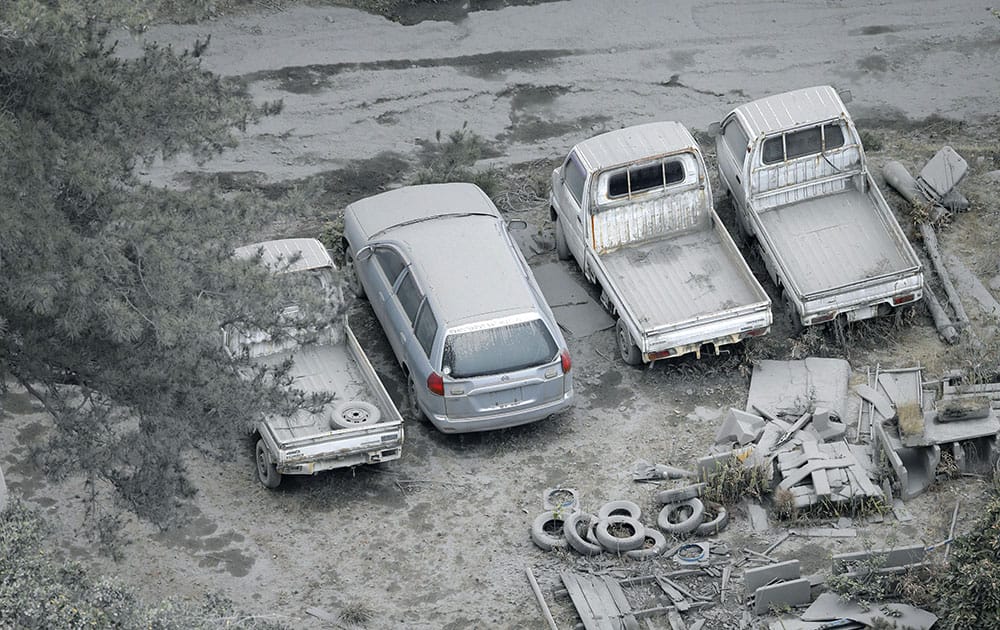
[
  {"x1": 554, "y1": 218, "x2": 571, "y2": 261},
  {"x1": 343, "y1": 243, "x2": 366, "y2": 299},
  {"x1": 616, "y1": 319, "x2": 643, "y2": 366},
  {"x1": 783, "y1": 291, "x2": 804, "y2": 335},
  {"x1": 256, "y1": 439, "x2": 281, "y2": 489}
]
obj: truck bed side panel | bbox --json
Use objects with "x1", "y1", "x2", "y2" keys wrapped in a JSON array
[
  {"x1": 600, "y1": 223, "x2": 763, "y2": 329},
  {"x1": 756, "y1": 187, "x2": 911, "y2": 297},
  {"x1": 591, "y1": 187, "x2": 708, "y2": 254}
]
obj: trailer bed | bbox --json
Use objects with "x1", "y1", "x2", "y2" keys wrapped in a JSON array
[
  {"x1": 600, "y1": 226, "x2": 762, "y2": 329},
  {"x1": 757, "y1": 188, "x2": 912, "y2": 296},
  {"x1": 255, "y1": 341, "x2": 394, "y2": 444}
]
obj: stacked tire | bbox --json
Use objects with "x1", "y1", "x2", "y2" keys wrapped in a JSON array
[
  {"x1": 655, "y1": 484, "x2": 729, "y2": 537},
  {"x1": 531, "y1": 499, "x2": 668, "y2": 560}
]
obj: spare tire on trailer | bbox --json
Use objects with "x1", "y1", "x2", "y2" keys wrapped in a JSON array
[{"x1": 330, "y1": 401, "x2": 381, "y2": 429}]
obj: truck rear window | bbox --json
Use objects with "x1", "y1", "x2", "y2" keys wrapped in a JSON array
[
  {"x1": 761, "y1": 123, "x2": 846, "y2": 165},
  {"x1": 608, "y1": 159, "x2": 685, "y2": 198},
  {"x1": 443, "y1": 319, "x2": 558, "y2": 378}
]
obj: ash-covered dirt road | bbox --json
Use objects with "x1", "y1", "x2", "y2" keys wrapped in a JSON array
[{"x1": 4, "y1": 2, "x2": 1000, "y2": 629}]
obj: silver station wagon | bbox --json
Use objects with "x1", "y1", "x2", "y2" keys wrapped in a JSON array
[{"x1": 342, "y1": 183, "x2": 574, "y2": 433}]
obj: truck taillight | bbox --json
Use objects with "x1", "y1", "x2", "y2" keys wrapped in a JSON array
[
  {"x1": 648, "y1": 349, "x2": 675, "y2": 360},
  {"x1": 893, "y1": 294, "x2": 915, "y2": 305},
  {"x1": 427, "y1": 372, "x2": 444, "y2": 396},
  {"x1": 745, "y1": 327, "x2": 769, "y2": 337},
  {"x1": 560, "y1": 350, "x2": 572, "y2": 373}
]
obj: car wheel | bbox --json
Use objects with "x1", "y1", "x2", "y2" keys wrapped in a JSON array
[
  {"x1": 256, "y1": 439, "x2": 281, "y2": 489},
  {"x1": 625, "y1": 528, "x2": 668, "y2": 560},
  {"x1": 330, "y1": 401, "x2": 381, "y2": 429},
  {"x1": 657, "y1": 498, "x2": 705, "y2": 535},
  {"x1": 343, "y1": 243, "x2": 366, "y2": 299},
  {"x1": 531, "y1": 512, "x2": 569, "y2": 552},
  {"x1": 594, "y1": 515, "x2": 646, "y2": 552},
  {"x1": 554, "y1": 217, "x2": 571, "y2": 261},
  {"x1": 616, "y1": 318, "x2": 643, "y2": 366},
  {"x1": 695, "y1": 501, "x2": 730, "y2": 537},
  {"x1": 408, "y1": 374, "x2": 428, "y2": 424},
  {"x1": 596, "y1": 500, "x2": 642, "y2": 522},
  {"x1": 563, "y1": 512, "x2": 604, "y2": 556}
]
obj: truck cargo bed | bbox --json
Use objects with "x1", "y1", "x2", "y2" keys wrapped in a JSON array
[
  {"x1": 601, "y1": 226, "x2": 762, "y2": 329},
  {"x1": 757, "y1": 188, "x2": 912, "y2": 297}
]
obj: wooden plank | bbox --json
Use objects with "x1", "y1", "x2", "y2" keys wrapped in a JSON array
[
  {"x1": 778, "y1": 458, "x2": 851, "y2": 489},
  {"x1": 654, "y1": 577, "x2": 691, "y2": 611},
  {"x1": 526, "y1": 566, "x2": 558, "y2": 630},
  {"x1": 603, "y1": 577, "x2": 639, "y2": 630},
  {"x1": 561, "y1": 571, "x2": 608, "y2": 630},
  {"x1": 584, "y1": 576, "x2": 622, "y2": 630}
]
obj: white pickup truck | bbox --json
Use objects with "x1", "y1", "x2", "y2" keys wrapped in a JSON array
[
  {"x1": 713, "y1": 86, "x2": 923, "y2": 331},
  {"x1": 550, "y1": 122, "x2": 772, "y2": 364},
  {"x1": 230, "y1": 238, "x2": 403, "y2": 488}
]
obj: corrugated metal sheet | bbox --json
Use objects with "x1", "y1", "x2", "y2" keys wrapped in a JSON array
[
  {"x1": 601, "y1": 226, "x2": 761, "y2": 328},
  {"x1": 752, "y1": 146, "x2": 862, "y2": 209},
  {"x1": 735, "y1": 86, "x2": 846, "y2": 138},
  {"x1": 758, "y1": 188, "x2": 911, "y2": 296},
  {"x1": 233, "y1": 238, "x2": 332, "y2": 273},
  {"x1": 592, "y1": 187, "x2": 708, "y2": 253},
  {"x1": 573, "y1": 122, "x2": 697, "y2": 172}
]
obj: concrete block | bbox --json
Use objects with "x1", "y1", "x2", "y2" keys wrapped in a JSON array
[
  {"x1": 753, "y1": 578, "x2": 811, "y2": 615},
  {"x1": 811, "y1": 408, "x2": 846, "y2": 442},
  {"x1": 745, "y1": 559, "x2": 801, "y2": 593},
  {"x1": 832, "y1": 544, "x2": 926, "y2": 575},
  {"x1": 716, "y1": 408, "x2": 766, "y2": 446}
]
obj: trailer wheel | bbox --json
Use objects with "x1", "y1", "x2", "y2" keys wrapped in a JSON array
[
  {"x1": 554, "y1": 218, "x2": 571, "y2": 261},
  {"x1": 330, "y1": 401, "x2": 381, "y2": 429},
  {"x1": 616, "y1": 319, "x2": 643, "y2": 366},
  {"x1": 531, "y1": 511, "x2": 569, "y2": 551},
  {"x1": 256, "y1": 439, "x2": 281, "y2": 489}
]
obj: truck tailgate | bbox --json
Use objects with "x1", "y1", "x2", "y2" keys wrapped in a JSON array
[
  {"x1": 757, "y1": 188, "x2": 915, "y2": 297},
  {"x1": 601, "y1": 225, "x2": 765, "y2": 330}
]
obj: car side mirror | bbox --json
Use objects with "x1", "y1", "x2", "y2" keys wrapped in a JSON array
[
  {"x1": 708, "y1": 122, "x2": 721, "y2": 137},
  {"x1": 355, "y1": 245, "x2": 373, "y2": 262},
  {"x1": 507, "y1": 219, "x2": 528, "y2": 231}
]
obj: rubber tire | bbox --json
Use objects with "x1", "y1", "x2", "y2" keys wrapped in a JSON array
[
  {"x1": 695, "y1": 501, "x2": 729, "y2": 537},
  {"x1": 597, "y1": 500, "x2": 642, "y2": 522},
  {"x1": 563, "y1": 512, "x2": 604, "y2": 556},
  {"x1": 256, "y1": 439, "x2": 281, "y2": 489},
  {"x1": 330, "y1": 401, "x2": 381, "y2": 429},
  {"x1": 554, "y1": 217, "x2": 571, "y2": 261},
  {"x1": 594, "y1": 515, "x2": 646, "y2": 552},
  {"x1": 654, "y1": 483, "x2": 706, "y2": 506},
  {"x1": 625, "y1": 528, "x2": 668, "y2": 560},
  {"x1": 657, "y1": 498, "x2": 705, "y2": 536},
  {"x1": 343, "y1": 244, "x2": 366, "y2": 299},
  {"x1": 616, "y1": 318, "x2": 643, "y2": 366},
  {"x1": 407, "y1": 374, "x2": 429, "y2": 424},
  {"x1": 531, "y1": 512, "x2": 569, "y2": 552}
]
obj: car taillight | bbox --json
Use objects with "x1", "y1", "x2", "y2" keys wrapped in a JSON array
[
  {"x1": 560, "y1": 350, "x2": 572, "y2": 373},
  {"x1": 427, "y1": 372, "x2": 444, "y2": 396}
]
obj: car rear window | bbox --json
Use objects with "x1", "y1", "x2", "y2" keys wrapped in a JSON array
[
  {"x1": 761, "y1": 122, "x2": 847, "y2": 165},
  {"x1": 442, "y1": 319, "x2": 558, "y2": 379}
]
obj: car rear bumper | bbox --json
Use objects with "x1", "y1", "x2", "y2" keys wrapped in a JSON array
[{"x1": 427, "y1": 389, "x2": 574, "y2": 433}]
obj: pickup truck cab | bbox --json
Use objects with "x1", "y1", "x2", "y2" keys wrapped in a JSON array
[
  {"x1": 713, "y1": 86, "x2": 923, "y2": 330},
  {"x1": 550, "y1": 121, "x2": 772, "y2": 364},
  {"x1": 230, "y1": 238, "x2": 403, "y2": 488}
]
